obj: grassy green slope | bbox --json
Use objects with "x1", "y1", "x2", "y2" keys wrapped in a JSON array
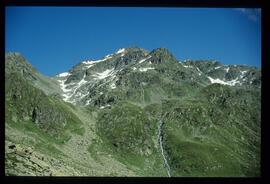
[
  {"x1": 5, "y1": 72, "x2": 141, "y2": 176},
  {"x1": 155, "y1": 84, "x2": 261, "y2": 177},
  {"x1": 5, "y1": 72, "x2": 83, "y2": 175},
  {"x1": 95, "y1": 102, "x2": 167, "y2": 176}
]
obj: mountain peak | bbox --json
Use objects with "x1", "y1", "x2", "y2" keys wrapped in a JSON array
[
  {"x1": 5, "y1": 52, "x2": 36, "y2": 74},
  {"x1": 149, "y1": 48, "x2": 178, "y2": 64},
  {"x1": 5, "y1": 52, "x2": 28, "y2": 64},
  {"x1": 122, "y1": 47, "x2": 148, "y2": 54},
  {"x1": 5, "y1": 52, "x2": 22, "y2": 57}
]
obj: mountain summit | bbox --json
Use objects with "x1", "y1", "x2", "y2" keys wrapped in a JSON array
[
  {"x1": 149, "y1": 48, "x2": 178, "y2": 64},
  {"x1": 48, "y1": 47, "x2": 261, "y2": 107}
]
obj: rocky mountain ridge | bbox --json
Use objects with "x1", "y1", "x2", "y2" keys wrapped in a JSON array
[{"x1": 49, "y1": 47, "x2": 261, "y2": 107}]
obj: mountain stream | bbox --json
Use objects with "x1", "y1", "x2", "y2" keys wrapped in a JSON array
[{"x1": 157, "y1": 118, "x2": 172, "y2": 177}]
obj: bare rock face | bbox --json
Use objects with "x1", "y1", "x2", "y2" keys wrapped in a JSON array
[{"x1": 149, "y1": 48, "x2": 178, "y2": 64}]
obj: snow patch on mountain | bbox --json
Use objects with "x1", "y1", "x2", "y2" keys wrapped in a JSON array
[
  {"x1": 208, "y1": 76, "x2": 242, "y2": 86},
  {"x1": 85, "y1": 99, "x2": 92, "y2": 106},
  {"x1": 110, "y1": 83, "x2": 116, "y2": 89},
  {"x1": 116, "y1": 48, "x2": 125, "y2": 54},
  {"x1": 92, "y1": 69, "x2": 114, "y2": 80},
  {"x1": 57, "y1": 79, "x2": 72, "y2": 101},
  {"x1": 100, "y1": 104, "x2": 111, "y2": 109},
  {"x1": 225, "y1": 67, "x2": 230, "y2": 73},
  {"x1": 77, "y1": 74, "x2": 88, "y2": 86},
  {"x1": 58, "y1": 81, "x2": 72, "y2": 93},
  {"x1": 139, "y1": 67, "x2": 155, "y2": 72},
  {"x1": 58, "y1": 74, "x2": 89, "y2": 102},
  {"x1": 57, "y1": 72, "x2": 71, "y2": 77},
  {"x1": 139, "y1": 58, "x2": 147, "y2": 64},
  {"x1": 78, "y1": 91, "x2": 90, "y2": 100},
  {"x1": 196, "y1": 67, "x2": 203, "y2": 76},
  {"x1": 226, "y1": 78, "x2": 241, "y2": 86},
  {"x1": 81, "y1": 53, "x2": 114, "y2": 67},
  {"x1": 82, "y1": 56, "x2": 112, "y2": 66},
  {"x1": 82, "y1": 61, "x2": 95, "y2": 65},
  {"x1": 84, "y1": 65, "x2": 95, "y2": 69},
  {"x1": 182, "y1": 64, "x2": 193, "y2": 68},
  {"x1": 105, "y1": 54, "x2": 113, "y2": 58},
  {"x1": 138, "y1": 56, "x2": 152, "y2": 64},
  {"x1": 208, "y1": 77, "x2": 229, "y2": 85}
]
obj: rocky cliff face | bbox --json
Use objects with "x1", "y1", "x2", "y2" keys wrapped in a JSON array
[
  {"x1": 5, "y1": 47, "x2": 261, "y2": 177},
  {"x1": 182, "y1": 60, "x2": 261, "y2": 87}
]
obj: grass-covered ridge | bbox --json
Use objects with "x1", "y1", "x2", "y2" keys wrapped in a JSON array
[
  {"x1": 155, "y1": 84, "x2": 261, "y2": 177},
  {"x1": 5, "y1": 72, "x2": 84, "y2": 139}
]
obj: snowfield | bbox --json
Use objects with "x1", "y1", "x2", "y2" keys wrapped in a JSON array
[{"x1": 57, "y1": 72, "x2": 71, "y2": 77}]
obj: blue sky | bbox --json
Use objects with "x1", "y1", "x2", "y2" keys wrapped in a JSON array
[{"x1": 6, "y1": 7, "x2": 261, "y2": 76}]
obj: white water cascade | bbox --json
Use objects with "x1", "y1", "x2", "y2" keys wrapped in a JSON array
[{"x1": 157, "y1": 118, "x2": 172, "y2": 177}]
